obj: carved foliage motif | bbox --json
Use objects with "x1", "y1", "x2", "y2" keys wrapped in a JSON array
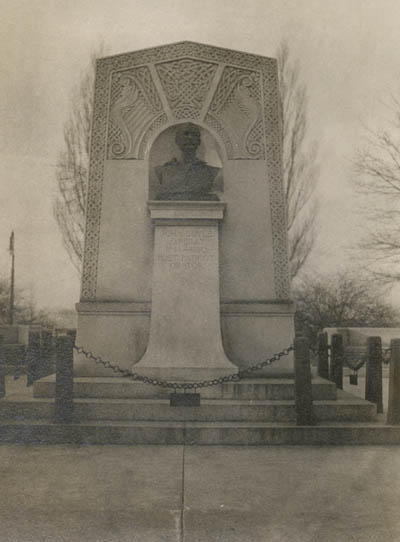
[
  {"x1": 206, "y1": 67, "x2": 265, "y2": 159},
  {"x1": 107, "y1": 67, "x2": 164, "y2": 159},
  {"x1": 82, "y1": 42, "x2": 290, "y2": 301},
  {"x1": 155, "y1": 59, "x2": 218, "y2": 119}
]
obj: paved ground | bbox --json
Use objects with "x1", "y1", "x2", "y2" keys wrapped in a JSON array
[
  {"x1": 1, "y1": 376, "x2": 398, "y2": 541},
  {"x1": 0, "y1": 443, "x2": 400, "y2": 542}
]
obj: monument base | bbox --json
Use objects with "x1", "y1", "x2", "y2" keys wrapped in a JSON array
[
  {"x1": 73, "y1": 299, "x2": 294, "y2": 378},
  {"x1": 132, "y1": 366, "x2": 236, "y2": 382}
]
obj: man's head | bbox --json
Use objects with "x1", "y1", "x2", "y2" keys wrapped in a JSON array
[{"x1": 175, "y1": 123, "x2": 201, "y2": 153}]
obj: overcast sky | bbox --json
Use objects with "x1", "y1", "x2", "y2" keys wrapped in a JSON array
[{"x1": 1, "y1": 0, "x2": 400, "y2": 311}]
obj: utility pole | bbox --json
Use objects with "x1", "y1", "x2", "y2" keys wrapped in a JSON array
[{"x1": 9, "y1": 231, "x2": 15, "y2": 325}]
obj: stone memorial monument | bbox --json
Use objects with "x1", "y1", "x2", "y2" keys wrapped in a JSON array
[
  {"x1": 74, "y1": 41, "x2": 295, "y2": 380},
  {"x1": 4, "y1": 42, "x2": 386, "y2": 446}
]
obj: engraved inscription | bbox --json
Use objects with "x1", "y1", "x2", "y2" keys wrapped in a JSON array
[{"x1": 158, "y1": 228, "x2": 215, "y2": 271}]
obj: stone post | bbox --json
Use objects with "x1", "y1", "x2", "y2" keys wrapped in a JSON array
[
  {"x1": 330, "y1": 334, "x2": 343, "y2": 390},
  {"x1": 66, "y1": 329, "x2": 77, "y2": 343},
  {"x1": 27, "y1": 331, "x2": 41, "y2": 386},
  {"x1": 42, "y1": 330, "x2": 55, "y2": 377},
  {"x1": 294, "y1": 337, "x2": 315, "y2": 425},
  {"x1": 317, "y1": 332, "x2": 329, "y2": 380},
  {"x1": 55, "y1": 336, "x2": 74, "y2": 424},
  {"x1": 387, "y1": 339, "x2": 400, "y2": 424},
  {"x1": 0, "y1": 335, "x2": 4, "y2": 398},
  {"x1": 365, "y1": 336, "x2": 383, "y2": 414}
]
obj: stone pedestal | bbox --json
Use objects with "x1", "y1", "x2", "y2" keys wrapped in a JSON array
[{"x1": 133, "y1": 201, "x2": 237, "y2": 381}]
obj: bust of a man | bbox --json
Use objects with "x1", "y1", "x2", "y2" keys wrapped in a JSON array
[{"x1": 154, "y1": 123, "x2": 220, "y2": 201}]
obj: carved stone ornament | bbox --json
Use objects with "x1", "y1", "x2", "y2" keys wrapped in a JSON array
[
  {"x1": 107, "y1": 67, "x2": 165, "y2": 159},
  {"x1": 155, "y1": 58, "x2": 218, "y2": 119},
  {"x1": 81, "y1": 42, "x2": 290, "y2": 302},
  {"x1": 106, "y1": 58, "x2": 265, "y2": 161},
  {"x1": 205, "y1": 67, "x2": 265, "y2": 159}
]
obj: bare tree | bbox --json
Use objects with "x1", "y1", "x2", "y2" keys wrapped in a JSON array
[
  {"x1": 53, "y1": 53, "x2": 98, "y2": 273},
  {"x1": 0, "y1": 278, "x2": 54, "y2": 326},
  {"x1": 353, "y1": 94, "x2": 400, "y2": 283},
  {"x1": 294, "y1": 270, "x2": 399, "y2": 349},
  {"x1": 0, "y1": 278, "x2": 12, "y2": 324},
  {"x1": 277, "y1": 41, "x2": 319, "y2": 279}
]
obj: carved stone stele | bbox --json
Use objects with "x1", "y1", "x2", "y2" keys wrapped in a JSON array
[
  {"x1": 82, "y1": 41, "x2": 290, "y2": 303},
  {"x1": 76, "y1": 42, "x2": 295, "y2": 378}
]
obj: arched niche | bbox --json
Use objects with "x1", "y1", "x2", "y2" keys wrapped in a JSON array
[{"x1": 148, "y1": 123, "x2": 224, "y2": 200}]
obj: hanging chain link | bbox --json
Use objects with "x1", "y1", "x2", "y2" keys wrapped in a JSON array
[
  {"x1": 383, "y1": 347, "x2": 392, "y2": 364},
  {"x1": 312, "y1": 343, "x2": 393, "y2": 372},
  {"x1": 73, "y1": 344, "x2": 294, "y2": 391},
  {"x1": 347, "y1": 346, "x2": 392, "y2": 373}
]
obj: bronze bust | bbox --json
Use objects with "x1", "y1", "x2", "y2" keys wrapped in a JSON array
[{"x1": 154, "y1": 123, "x2": 220, "y2": 201}]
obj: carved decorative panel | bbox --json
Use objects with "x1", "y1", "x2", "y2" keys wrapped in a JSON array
[
  {"x1": 80, "y1": 61, "x2": 110, "y2": 301},
  {"x1": 81, "y1": 42, "x2": 290, "y2": 301},
  {"x1": 261, "y1": 64, "x2": 291, "y2": 299},
  {"x1": 155, "y1": 59, "x2": 218, "y2": 119},
  {"x1": 107, "y1": 67, "x2": 165, "y2": 159},
  {"x1": 206, "y1": 67, "x2": 265, "y2": 160},
  {"x1": 138, "y1": 112, "x2": 169, "y2": 159}
]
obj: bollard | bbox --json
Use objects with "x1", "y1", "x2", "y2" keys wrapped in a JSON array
[
  {"x1": 27, "y1": 331, "x2": 41, "y2": 386},
  {"x1": 294, "y1": 337, "x2": 315, "y2": 425},
  {"x1": 365, "y1": 336, "x2": 383, "y2": 414},
  {"x1": 41, "y1": 331, "x2": 54, "y2": 378},
  {"x1": 330, "y1": 334, "x2": 344, "y2": 389},
  {"x1": 0, "y1": 335, "x2": 4, "y2": 398},
  {"x1": 317, "y1": 332, "x2": 329, "y2": 380},
  {"x1": 55, "y1": 336, "x2": 74, "y2": 424},
  {"x1": 66, "y1": 329, "x2": 77, "y2": 344},
  {"x1": 387, "y1": 339, "x2": 400, "y2": 424}
]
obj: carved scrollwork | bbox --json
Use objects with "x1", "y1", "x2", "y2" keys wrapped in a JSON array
[
  {"x1": 206, "y1": 67, "x2": 265, "y2": 160},
  {"x1": 155, "y1": 58, "x2": 218, "y2": 119},
  {"x1": 138, "y1": 112, "x2": 169, "y2": 159},
  {"x1": 107, "y1": 67, "x2": 164, "y2": 159}
]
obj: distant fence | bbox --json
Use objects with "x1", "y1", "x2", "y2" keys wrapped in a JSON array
[
  {"x1": 0, "y1": 328, "x2": 77, "y2": 384},
  {"x1": 26, "y1": 330, "x2": 58, "y2": 386},
  {"x1": 317, "y1": 331, "x2": 400, "y2": 421}
]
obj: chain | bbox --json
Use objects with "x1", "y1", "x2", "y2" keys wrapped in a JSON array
[
  {"x1": 309, "y1": 342, "x2": 393, "y2": 372},
  {"x1": 73, "y1": 344, "x2": 294, "y2": 391},
  {"x1": 309, "y1": 344, "x2": 331, "y2": 355},
  {"x1": 345, "y1": 346, "x2": 393, "y2": 371},
  {"x1": 382, "y1": 347, "x2": 392, "y2": 365},
  {"x1": 348, "y1": 357, "x2": 366, "y2": 372}
]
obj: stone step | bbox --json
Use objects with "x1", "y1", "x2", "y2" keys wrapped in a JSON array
[
  {"x1": 33, "y1": 376, "x2": 337, "y2": 401},
  {"x1": 0, "y1": 419, "x2": 399, "y2": 445},
  {"x1": 0, "y1": 393, "x2": 376, "y2": 423}
]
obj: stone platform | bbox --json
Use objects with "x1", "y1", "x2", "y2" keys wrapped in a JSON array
[
  {"x1": 33, "y1": 376, "x2": 337, "y2": 400},
  {"x1": 1, "y1": 374, "x2": 399, "y2": 445}
]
